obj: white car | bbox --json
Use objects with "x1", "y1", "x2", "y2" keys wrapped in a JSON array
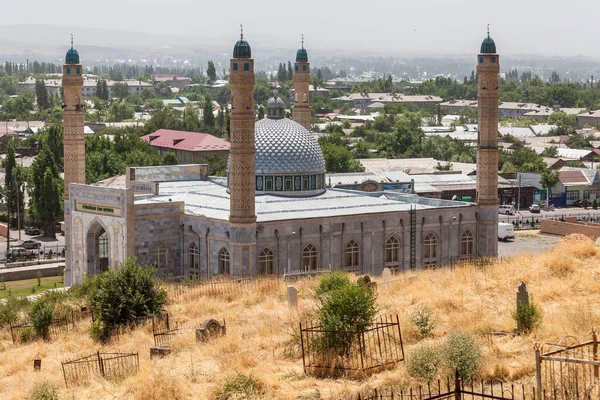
[{"x1": 498, "y1": 205, "x2": 516, "y2": 215}]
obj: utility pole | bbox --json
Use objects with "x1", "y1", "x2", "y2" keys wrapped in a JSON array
[
  {"x1": 5, "y1": 190, "x2": 10, "y2": 258},
  {"x1": 15, "y1": 179, "x2": 20, "y2": 241},
  {"x1": 517, "y1": 173, "x2": 522, "y2": 213}
]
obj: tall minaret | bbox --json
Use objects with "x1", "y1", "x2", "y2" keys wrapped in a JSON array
[
  {"x1": 228, "y1": 26, "x2": 256, "y2": 225},
  {"x1": 292, "y1": 35, "x2": 311, "y2": 130},
  {"x1": 476, "y1": 26, "x2": 499, "y2": 257},
  {"x1": 63, "y1": 36, "x2": 85, "y2": 288},
  {"x1": 62, "y1": 36, "x2": 85, "y2": 200}
]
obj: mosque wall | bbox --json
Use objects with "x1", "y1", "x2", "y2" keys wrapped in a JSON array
[{"x1": 66, "y1": 184, "x2": 134, "y2": 285}]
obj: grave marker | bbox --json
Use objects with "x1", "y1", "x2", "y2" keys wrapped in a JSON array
[{"x1": 287, "y1": 286, "x2": 298, "y2": 308}]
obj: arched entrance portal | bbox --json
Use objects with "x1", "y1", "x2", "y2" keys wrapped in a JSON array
[{"x1": 86, "y1": 221, "x2": 110, "y2": 276}]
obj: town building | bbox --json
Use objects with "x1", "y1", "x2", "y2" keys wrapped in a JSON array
[
  {"x1": 577, "y1": 110, "x2": 600, "y2": 127},
  {"x1": 64, "y1": 31, "x2": 499, "y2": 287},
  {"x1": 141, "y1": 129, "x2": 230, "y2": 163},
  {"x1": 333, "y1": 93, "x2": 442, "y2": 109}
]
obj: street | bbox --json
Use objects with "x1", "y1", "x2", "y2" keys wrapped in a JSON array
[
  {"x1": 0, "y1": 227, "x2": 66, "y2": 263},
  {"x1": 498, "y1": 207, "x2": 600, "y2": 224},
  {"x1": 498, "y1": 232, "x2": 560, "y2": 258}
]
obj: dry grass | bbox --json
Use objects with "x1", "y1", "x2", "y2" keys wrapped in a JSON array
[{"x1": 2, "y1": 234, "x2": 600, "y2": 399}]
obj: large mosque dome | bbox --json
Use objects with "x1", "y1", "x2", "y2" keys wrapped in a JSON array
[{"x1": 227, "y1": 93, "x2": 326, "y2": 197}]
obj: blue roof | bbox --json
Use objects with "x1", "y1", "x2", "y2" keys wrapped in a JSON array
[
  {"x1": 65, "y1": 47, "x2": 80, "y2": 64},
  {"x1": 233, "y1": 39, "x2": 251, "y2": 58}
]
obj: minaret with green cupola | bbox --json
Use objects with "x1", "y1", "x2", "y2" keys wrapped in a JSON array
[
  {"x1": 476, "y1": 26, "x2": 500, "y2": 257},
  {"x1": 292, "y1": 35, "x2": 312, "y2": 131},
  {"x1": 227, "y1": 25, "x2": 257, "y2": 278},
  {"x1": 62, "y1": 36, "x2": 85, "y2": 201},
  {"x1": 63, "y1": 36, "x2": 85, "y2": 288}
]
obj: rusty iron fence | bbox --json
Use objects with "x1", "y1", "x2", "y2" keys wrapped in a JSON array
[
  {"x1": 152, "y1": 312, "x2": 196, "y2": 346},
  {"x1": 164, "y1": 276, "x2": 280, "y2": 301},
  {"x1": 535, "y1": 331, "x2": 600, "y2": 400},
  {"x1": 300, "y1": 315, "x2": 404, "y2": 377},
  {"x1": 61, "y1": 351, "x2": 139, "y2": 388},
  {"x1": 10, "y1": 316, "x2": 70, "y2": 344},
  {"x1": 357, "y1": 374, "x2": 538, "y2": 400}
]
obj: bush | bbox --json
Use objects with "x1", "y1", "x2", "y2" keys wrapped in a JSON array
[
  {"x1": 442, "y1": 331, "x2": 482, "y2": 381},
  {"x1": 315, "y1": 272, "x2": 377, "y2": 354},
  {"x1": 410, "y1": 305, "x2": 436, "y2": 338},
  {"x1": 20, "y1": 327, "x2": 36, "y2": 343},
  {"x1": 314, "y1": 271, "x2": 352, "y2": 298},
  {"x1": 0, "y1": 295, "x2": 30, "y2": 328},
  {"x1": 594, "y1": 199, "x2": 598, "y2": 210},
  {"x1": 215, "y1": 372, "x2": 265, "y2": 400},
  {"x1": 513, "y1": 300, "x2": 542, "y2": 334},
  {"x1": 28, "y1": 381, "x2": 59, "y2": 400},
  {"x1": 406, "y1": 345, "x2": 441, "y2": 382},
  {"x1": 29, "y1": 298, "x2": 55, "y2": 340},
  {"x1": 88, "y1": 257, "x2": 167, "y2": 342}
]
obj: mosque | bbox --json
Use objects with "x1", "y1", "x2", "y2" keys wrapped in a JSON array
[{"x1": 63, "y1": 30, "x2": 500, "y2": 286}]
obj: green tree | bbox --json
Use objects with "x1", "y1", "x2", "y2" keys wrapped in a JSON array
[
  {"x1": 203, "y1": 97, "x2": 215, "y2": 132},
  {"x1": 548, "y1": 111, "x2": 579, "y2": 135},
  {"x1": 540, "y1": 170, "x2": 559, "y2": 200},
  {"x1": 287, "y1": 61, "x2": 293, "y2": 81},
  {"x1": 112, "y1": 82, "x2": 130, "y2": 100},
  {"x1": 162, "y1": 152, "x2": 178, "y2": 165},
  {"x1": 35, "y1": 79, "x2": 49, "y2": 110},
  {"x1": 88, "y1": 258, "x2": 166, "y2": 342},
  {"x1": 442, "y1": 331, "x2": 482, "y2": 381},
  {"x1": 108, "y1": 101, "x2": 135, "y2": 122},
  {"x1": 36, "y1": 167, "x2": 62, "y2": 237},
  {"x1": 207, "y1": 60, "x2": 217, "y2": 82}
]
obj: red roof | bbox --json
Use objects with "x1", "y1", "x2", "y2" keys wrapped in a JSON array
[
  {"x1": 141, "y1": 129, "x2": 230, "y2": 152},
  {"x1": 558, "y1": 170, "x2": 588, "y2": 185},
  {"x1": 0, "y1": 125, "x2": 15, "y2": 136}
]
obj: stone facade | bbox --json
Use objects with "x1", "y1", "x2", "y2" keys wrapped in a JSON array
[
  {"x1": 476, "y1": 38, "x2": 500, "y2": 257},
  {"x1": 540, "y1": 217, "x2": 600, "y2": 241},
  {"x1": 65, "y1": 184, "x2": 135, "y2": 286},
  {"x1": 292, "y1": 53, "x2": 312, "y2": 130}
]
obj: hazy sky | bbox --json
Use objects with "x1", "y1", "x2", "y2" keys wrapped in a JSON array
[{"x1": 2, "y1": 0, "x2": 599, "y2": 57}]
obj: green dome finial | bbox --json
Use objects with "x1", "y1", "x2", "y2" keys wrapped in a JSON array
[
  {"x1": 296, "y1": 34, "x2": 308, "y2": 63},
  {"x1": 480, "y1": 24, "x2": 496, "y2": 54},
  {"x1": 233, "y1": 24, "x2": 251, "y2": 58},
  {"x1": 65, "y1": 34, "x2": 80, "y2": 64}
]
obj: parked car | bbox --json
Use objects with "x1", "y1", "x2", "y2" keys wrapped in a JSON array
[
  {"x1": 10, "y1": 240, "x2": 24, "y2": 248},
  {"x1": 498, "y1": 205, "x2": 516, "y2": 215},
  {"x1": 573, "y1": 200, "x2": 585, "y2": 207},
  {"x1": 7, "y1": 247, "x2": 36, "y2": 260},
  {"x1": 498, "y1": 222, "x2": 515, "y2": 241},
  {"x1": 529, "y1": 204, "x2": 541, "y2": 213},
  {"x1": 25, "y1": 227, "x2": 41, "y2": 235},
  {"x1": 22, "y1": 240, "x2": 42, "y2": 249}
]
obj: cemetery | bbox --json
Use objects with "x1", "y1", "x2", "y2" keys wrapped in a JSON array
[{"x1": 0, "y1": 234, "x2": 599, "y2": 399}]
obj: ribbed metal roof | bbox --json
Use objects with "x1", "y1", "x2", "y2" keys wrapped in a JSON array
[
  {"x1": 233, "y1": 39, "x2": 251, "y2": 58},
  {"x1": 65, "y1": 47, "x2": 80, "y2": 64},
  {"x1": 296, "y1": 48, "x2": 308, "y2": 63},
  {"x1": 480, "y1": 35, "x2": 496, "y2": 54}
]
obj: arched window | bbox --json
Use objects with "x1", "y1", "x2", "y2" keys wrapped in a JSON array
[
  {"x1": 189, "y1": 243, "x2": 199, "y2": 279},
  {"x1": 385, "y1": 235, "x2": 400, "y2": 270},
  {"x1": 461, "y1": 230, "x2": 474, "y2": 257},
  {"x1": 152, "y1": 242, "x2": 167, "y2": 269},
  {"x1": 218, "y1": 248, "x2": 230, "y2": 275},
  {"x1": 345, "y1": 240, "x2": 360, "y2": 269},
  {"x1": 258, "y1": 248, "x2": 274, "y2": 275},
  {"x1": 285, "y1": 176, "x2": 292, "y2": 191},
  {"x1": 302, "y1": 244, "x2": 318, "y2": 271},
  {"x1": 98, "y1": 230, "x2": 109, "y2": 260},
  {"x1": 423, "y1": 233, "x2": 438, "y2": 267}
]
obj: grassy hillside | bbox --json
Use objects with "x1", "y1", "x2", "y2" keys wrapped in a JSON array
[{"x1": 0, "y1": 234, "x2": 598, "y2": 399}]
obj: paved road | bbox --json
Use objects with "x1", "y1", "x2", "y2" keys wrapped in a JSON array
[
  {"x1": 498, "y1": 232, "x2": 560, "y2": 258},
  {"x1": 499, "y1": 208, "x2": 600, "y2": 224}
]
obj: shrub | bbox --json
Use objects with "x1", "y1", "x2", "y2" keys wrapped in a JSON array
[
  {"x1": 513, "y1": 300, "x2": 542, "y2": 334},
  {"x1": 410, "y1": 305, "x2": 436, "y2": 338},
  {"x1": 593, "y1": 199, "x2": 598, "y2": 210},
  {"x1": 215, "y1": 372, "x2": 265, "y2": 400},
  {"x1": 88, "y1": 257, "x2": 166, "y2": 342},
  {"x1": 29, "y1": 298, "x2": 55, "y2": 340},
  {"x1": 314, "y1": 271, "x2": 352, "y2": 298},
  {"x1": 0, "y1": 295, "x2": 30, "y2": 327},
  {"x1": 28, "y1": 381, "x2": 59, "y2": 400},
  {"x1": 20, "y1": 327, "x2": 36, "y2": 343},
  {"x1": 315, "y1": 273, "x2": 377, "y2": 354},
  {"x1": 406, "y1": 345, "x2": 441, "y2": 382},
  {"x1": 442, "y1": 330, "x2": 482, "y2": 381}
]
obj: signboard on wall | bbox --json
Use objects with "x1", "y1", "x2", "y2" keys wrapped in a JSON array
[
  {"x1": 127, "y1": 180, "x2": 159, "y2": 194},
  {"x1": 75, "y1": 201, "x2": 122, "y2": 217}
]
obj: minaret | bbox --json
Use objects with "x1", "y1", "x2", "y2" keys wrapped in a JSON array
[
  {"x1": 228, "y1": 25, "x2": 256, "y2": 225},
  {"x1": 62, "y1": 36, "x2": 85, "y2": 200},
  {"x1": 292, "y1": 35, "x2": 311, "y2": 130},
  {"x1": 476, "y1": 26, "x2": 499, "y2": 257},
  {"x1": 63, "y1": 36, "x2": 85, "y2": 288}
]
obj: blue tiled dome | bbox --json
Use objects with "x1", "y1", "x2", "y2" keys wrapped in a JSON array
[
  {"x1": 65, "y1": 47, "x2": 80, "y2": 64},
  {"x1": 296, "y1": 48, "x2": 308, "y2": 63},
  {"x1": 480, "y1": 35, "x2": 496, "y2": 54}
]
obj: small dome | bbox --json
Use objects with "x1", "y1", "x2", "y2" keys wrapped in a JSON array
[
  {"x1": 296, "y1": 48, "x2": 308, "y2": 63},
  {"x1": 480, "y1": 35, "x2": 496, "y2": 54},
  {"x1": 65, "y1": 47, "x2": 80, "y2": 64},
  {"x1": 233, "y1": 39, "x2": 251, "y2": 58}
]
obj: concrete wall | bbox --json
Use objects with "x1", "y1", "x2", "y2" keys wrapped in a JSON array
[{"x1": 540, "y1": 218, "x2": 600, "y2": 240}]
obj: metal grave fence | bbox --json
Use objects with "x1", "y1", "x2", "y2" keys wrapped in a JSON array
[{"x1": 61, "y1": 351, "x2": 139, "y2": 388}]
